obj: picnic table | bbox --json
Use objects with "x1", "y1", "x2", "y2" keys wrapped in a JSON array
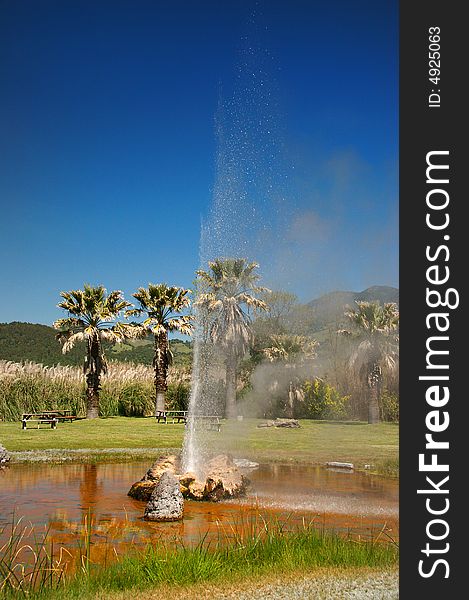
[
  {"x1": 21, "y1": 410, "x2": 77, "y2": 429},
  {"x1": 185, "y1": 415, "x2": 223, "y2": 432},
  {"x1": 155, "y1": 410, "x2": 188, "y2": 424},
  {"x1": 154, "y1": 411, "x2": 223, "y2": 431}
]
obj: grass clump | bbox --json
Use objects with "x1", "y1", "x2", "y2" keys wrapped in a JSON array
[
  {"x1": 0, "y1": 515, "x2": 398, "y2": 599},
  {"x1": 0, "y1": 360, "x2": 190, "y2": 421}
]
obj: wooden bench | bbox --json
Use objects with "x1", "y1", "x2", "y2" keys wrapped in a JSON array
[
  {"x1": 22, "y1": 418, "x2": 57, "y2": 430},
  {"x1": 186, "y1": 415, "x2": 222, "y2": 432},
  {"x1": 55, "y1": 414, "x2": 78, "y2": 422},
  {"x1": 21, "y1": 410, "x2": 76, "y2": 429},
  {"x1": 155, "y1": 410, "x2": 188, "y2": 424}
]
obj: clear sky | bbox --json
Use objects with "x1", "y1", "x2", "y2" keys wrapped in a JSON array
[{"x1": 0, "y1": 0, "x2": 398, "y2": 325}]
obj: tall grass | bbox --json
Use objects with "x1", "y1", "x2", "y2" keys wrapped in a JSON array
[
  {"x1": 0, "y1": 513, "x2": 398, "y2": 599},
  {"x1": 0, "y1": 361, "x2": 190, "y2": 421},
  {"x1": 0, "y1": 517, "x2": 69, "y2": 596}
]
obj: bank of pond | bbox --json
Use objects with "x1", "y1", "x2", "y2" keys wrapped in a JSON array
[{"x1": 0, "y1": 461, "x2": 398, "y2": 597}]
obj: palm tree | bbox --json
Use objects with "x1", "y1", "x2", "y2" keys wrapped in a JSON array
[
  {"x1": 53, "y1": 285, "x2": 134, "y2": 419},
  {"x1": 262, "y1": 334, "x2": 318, "y2": 418},
  {"x1": 262, "y1": 334, "x2": 318, "y2": 363},
  {"x1": 195, "y1": 258, "x2": 269, "y2": 418},
  {"x1": 126, "y1": 284, "x2": 193, "y2": 414},
  {"x1": 343, "y1": 301, "x2": 399, "y2": 424}
]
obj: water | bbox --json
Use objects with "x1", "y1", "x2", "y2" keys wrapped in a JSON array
[
  {"x1": 0, "y1": 462, "x2": 398, "y2": 556},
  {"x1": 181, "y1": 40, "x2": 289, "y2": 475}
]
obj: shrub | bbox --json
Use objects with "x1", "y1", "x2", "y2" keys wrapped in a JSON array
[
  {"x1": 380, "y1": 388, "x2": 399, "y2": 422},
  {"x1": 0, "y1": 360, "x2": 190, "y2": 420},
  {"x1": 301, "y1": 378, "x2": 350, "y2": 420},
  {"x1": 165, "y1": 382, "x2": 191, "y2": 412}
]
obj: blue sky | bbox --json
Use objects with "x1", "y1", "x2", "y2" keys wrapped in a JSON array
[{"x1": 0, "y1": 0, "x2": 398, "y2": 325}]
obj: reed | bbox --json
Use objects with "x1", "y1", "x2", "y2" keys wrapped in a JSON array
[
  {"x1": 0, "y1": 360, "x2": 190, "y2": 421},
  {"x1": 0, "y1": 512, "x2": 398, "y2": 599},
  {"x1": 0, "y1": 516, "x2": 69, "y2": 596}
]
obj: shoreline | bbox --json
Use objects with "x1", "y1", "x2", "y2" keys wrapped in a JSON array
[{"x1": 5, "y1": 447, "x2": 399, "y2": 479}]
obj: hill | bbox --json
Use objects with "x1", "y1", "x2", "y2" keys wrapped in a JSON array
[
  {"x1": 305, "y1": 286, "x2": 399, "y2": 331},
  {"x1": 0, "y1": 287, "x2": 398, "y2": 367},
  {"x1": 0, "y1": 322, "x2": 192, "y2": 368}
]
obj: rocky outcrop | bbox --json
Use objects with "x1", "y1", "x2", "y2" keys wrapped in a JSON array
[
  {"x1": 144, "y1": 471, "x2": 184, "y2": 521},
  {"x1": 257, "y1": 418, "x2": 300, "y2": 428},
  {"x1": 233, "y1": 458, "x2": 259, "y2": 469},
  {"x1": 179, "y1": 454, "x2": 248, "y2": 502},
  {"x1": 179, "y1": 472, "x2": 206, "y2": 500},
  {"x1": 129, "y1": 453, "x2": 248, "y2": 504},
  {"x1": 0, "y1": 443, "x2": 10, "y2": 466},
  {"x1": 128, "y1": 455, "x2": 179, "y2": 501}
]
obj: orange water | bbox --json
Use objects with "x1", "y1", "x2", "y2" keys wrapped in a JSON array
[{"x1": 0, "y1": 461, "x2": 398, "y2": 565}]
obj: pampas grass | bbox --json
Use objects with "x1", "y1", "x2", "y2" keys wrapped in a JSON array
[{"x1": 0, "y1": 361, "x2": 191, "y2": 421}]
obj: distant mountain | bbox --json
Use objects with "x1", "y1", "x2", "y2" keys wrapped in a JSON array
[
  {"x1": 0, "y1": 322, "x2": 192, "y2": 367},
  {"x1": 0, "y1": 322, "x2": 83, "y2": 366},
  {"x1": 305, "y1": 286, "x2": 399, "y2": 331},
  {"x1": 355, "y1": 285, "x2": 399, "y2": 304},
  {"x1": 0, "y1": 287, "x2": 398, "y2": 366}
]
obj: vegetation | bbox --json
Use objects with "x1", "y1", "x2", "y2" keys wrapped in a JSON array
[
  {"x1": 262, "y1": 334, "x2": 318, "y2": 363},
  {"x1": 342, "y1": 301, "x2": 399, "y2": 424},
  {"x1": 0, "y1": 323, "x2": 193, "y2": 367},
  {"x1": 53, "y1": 286, "x2": 135, "y2": 419},
  {"x1": 301, "y1": 378, "x2": 350, "y2": 420},
  {"x1": 0, "y1": 514, "x2": 398, "y2": 599},
  {"x1": 0, "y1": 413, "x2": 398, "y2": 473},
  {"x1": 0, "y1": 360, "x2": 190, "y2": 422},
  {"x1": 0, "y1": 322, "x2": 85, "y2": 366},
  {"x1": 0, "y1": 285, "x2": 399, "y2": 424},
  {"x1": 126, "y1": 284, "x2": 193, "y2": 413},
  {"x1": 195, "y1": 258, "x2": 269, "y2": 418}
]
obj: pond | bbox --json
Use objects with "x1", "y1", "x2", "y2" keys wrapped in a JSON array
[{"x1": 0, "y1": 461, "x2": 398, "y2": 564}]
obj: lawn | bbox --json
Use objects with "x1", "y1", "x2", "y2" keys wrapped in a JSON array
[{"x1": 0, "y1": 417, "x2": 398, "y2": 472}]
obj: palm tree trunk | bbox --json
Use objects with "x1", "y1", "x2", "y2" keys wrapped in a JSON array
[
  {"x1": 225, "y1": 350, "x2": 237, "y2": 419},
  {"x1": 367, "y1": 363, "x2": 381, "y2": 424},
  {"x1": 86, "y1": 373, "x2": 100, "y2": 419},
  {"x1": 286, "y1": 382, "x2": 294, "y2": 419},
  {"x1": 85, "y1": 339, "x2": 101, "y2": 419},
  {"x1": 154, "y1": 331, "x2": 169, "y2": 414}
]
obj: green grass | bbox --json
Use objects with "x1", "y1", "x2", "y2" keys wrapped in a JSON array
[
  {"x1": 0, "y1": 417, "x2": 398, "y2": 473},
  {"x1": 0, "y1": 417, "x2": 184, "y2": 452},
  {"x1": 0, "y1": 516, "x2": 398, "y2": 599}
]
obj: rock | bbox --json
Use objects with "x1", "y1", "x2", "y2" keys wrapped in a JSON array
[
  {"x1": 273, "y1": 418, "x2": 300, "y2": 428},
  {"x1": 233, "y1": 458, "x2": 259, "y2": 469},
  {"x1": 143, "y1": 454, "x2": 179, "y2": 480},
  {"x1": 179, "y1": 472, "x2": 197, "y2": 490},
  {"x1": 144, "y1": 471, "x2": 184, "y2": 521},
  {"x1": 184, "y1": 476, "x2": 206, "y2": 500},
  {"x1": 326, "y1": 461, "x2": 354, "y2": 470},
  {"x1": 257, "y1": 418, "x2": 300, "y2": 428},
  {"x1": 127, "y1": 480, "x2": 158, "y2": 501},
  {"x1": 202, "y1": 454, "x2": 248, "y2": 501},
  {"x1": 178, "y1": 455, "x2": 248, "y2": 501},
  {"x1": 0, "y1": 443, "x2": 10, "y2": 466},
  {"x1": 128, "y1": 455, "x2": 179, "y2": 500},
  {"x1": 130, "y1": 453, "x2": 248, "y2": 504}
]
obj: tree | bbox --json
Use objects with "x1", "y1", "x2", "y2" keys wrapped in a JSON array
[
  {"x1": 251, "y1": 290, "x2": 298, "y2": 347},
  {"x1": 195, "y1": 258, "x2": 269, "y2": 418},
  {"x1": 262, "y1": 334, "x2": 318, "y2": 418},
  {"x1": 126, "y1": 284, "x2": 193, "y2": 414},
  {"x1": 262, "y1": 334, "x2": 318, "y2": 363},
  {"x1": 261, "y1": 290, "x2": 297, "y2": 324},
  {"x1": 54, "y1": 285, "x2": 134, "y2": 419},
  {"x1": 343, "y1": 301, "x2": 399, "y2": 424}
]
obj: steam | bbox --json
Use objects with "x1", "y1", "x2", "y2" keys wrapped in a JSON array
[{"x1": 181, "y1": 16, "x2": 397, "y2": 470}]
